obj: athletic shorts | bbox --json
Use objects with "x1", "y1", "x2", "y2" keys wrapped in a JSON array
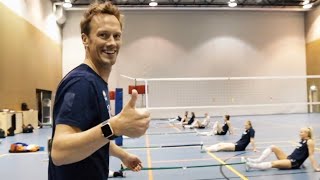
[
  {"x1": 234, "y1": 143, "x2": 247, "y2": 151},
  {"x1": 216, "y1": 131, "x2": 227, "y2": 136},
  {"x1": 287, "y1": 156, "x2": 303, "y2": 169}
]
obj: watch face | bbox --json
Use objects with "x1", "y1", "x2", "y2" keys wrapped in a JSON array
[{"x1": 102, "y1": 123, "x2": 113, "y2": 138}]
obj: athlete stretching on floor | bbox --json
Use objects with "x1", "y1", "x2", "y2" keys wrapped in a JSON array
[
  {"x1": 171, "y1": 111, "x2": 188, "y2": 122},
  {"x1": 202, "y1": 120, "x2": 256, "y2": 152},
  {"x1": 182, "y1": 112, "x2": 195, "y2": 126},
  {"x1": 242, "y1": 127, "x2": 320, "y2": 172},
  {"x1": 185, "y1": 113, "x2": 210, "y2": 129},
  {"x1": 197, "y1": 115, "x2": 233, "y2": 136}
]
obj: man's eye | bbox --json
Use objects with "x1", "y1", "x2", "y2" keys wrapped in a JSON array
[
  {"x1": 99, "y1": 33, "x2": 108, "y2": 39},
  {"x1": 114, "y1": 34, "x2": 121, "y2": 40}
]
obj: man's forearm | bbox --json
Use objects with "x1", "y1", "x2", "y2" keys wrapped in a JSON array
[
  {"x1": 51, "y1": 123, "x2": 109, "y2": 166},
  {"x1": 109, "y1": 142, "x2": 128, "y2": 160}
]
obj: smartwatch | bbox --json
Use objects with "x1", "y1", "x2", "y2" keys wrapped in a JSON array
[{"x1": 101, "y1": 121, "x2": 118, "y2": 140}]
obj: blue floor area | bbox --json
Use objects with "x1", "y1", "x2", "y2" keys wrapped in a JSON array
[{"x1": 0, "y1": 113, "x2": 320, "y2": 179}]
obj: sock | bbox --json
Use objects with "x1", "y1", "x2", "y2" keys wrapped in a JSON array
[
  {"x1": 108, "y1": 170, "x2": 114, "y2": 178},
  {"x1": 247, "y1": 162, "x2": 272, "y2": 170},
  {"x1": 206, "y1": 144, "x2": 219, "y2": 152},
  {"x1": 247, "y1": 147, "x2": 272, "y2": 163}
]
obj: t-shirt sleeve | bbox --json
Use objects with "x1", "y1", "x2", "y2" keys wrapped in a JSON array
[
  {"x1": 55, "y1": 79, "x2": 99, "y2": 131},
  {"x1": 249, "y1": 129, "x2": 255, "y2": 138}
]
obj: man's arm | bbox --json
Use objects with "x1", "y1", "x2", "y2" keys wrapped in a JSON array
[
  {"x1": 51, "y1": 90, "x2": 150, "y2": 166},
  {"x1": 109, "y1": 141, "x2": 127, "y2": 160},
  {"x1": 109, "y1": 142, "x2": 142, "y2": 171},
  {"x1": 51, "y1": 122, "x2": 109, "y2": 166}
]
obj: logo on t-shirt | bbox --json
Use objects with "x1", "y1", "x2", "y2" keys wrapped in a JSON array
[{"x1": 102, "y1": 90, "x2": 112, "y2": 118}]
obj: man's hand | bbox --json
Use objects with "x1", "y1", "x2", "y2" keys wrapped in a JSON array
[
  {"x1": 110, "y1": 89, "x2": 150, "y2": 138},
  {"x1": 121, "y1": 153, "x2": 143, "y2": 172}
]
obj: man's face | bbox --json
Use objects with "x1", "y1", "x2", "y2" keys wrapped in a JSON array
[{"x1": 83, "y1": 14, "x2": 122, "y2": 67}]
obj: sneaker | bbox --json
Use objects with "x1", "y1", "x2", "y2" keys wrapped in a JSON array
[
  {"x1": 245, "y1": 162, "x2": 252, "y2": 172},
  {"x1": 200, "y1": 148, "x2": 207, "y2": 153},
  {"x1": 113, "y1": 171, "x2": 124, "y2": 177}
]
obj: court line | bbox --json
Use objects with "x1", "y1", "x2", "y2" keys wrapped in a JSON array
[
  {"x1": 219, "y1": 152, "x2": 246, "y2": 180},
  {"x1": 145, "y1": 135, "x2": 154, "y2": 180},
  {"x1": 206, "y1": 151, "x2": 248, "y2": 180},
  {"x1": 168, "y1": 122, "x2": 182, "y2": 132},
  {"x1": 153, "y1": 158, "x2": 213, "y2": 163},
  {"x1": 152, "y1": 155, "x2": 262, "y2": 164}
]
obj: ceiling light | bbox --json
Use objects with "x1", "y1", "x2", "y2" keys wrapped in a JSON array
[
  {"x1": 149, "y1": 1, "x2": 158, "y2": 6},
  {"x1": 310, "y1": 85, "x2": 317, "y2": 91},
  {"x1": 229, "y1": 0, "x2": 236, "y2": 2},
  {"x1": 303, "y1": 3, "x2": 313, "y2": 9},
  {"x1": 228, "y1": 1, "x2": 237, "y2": 7},
  {"x1": 63, "y1": 2, "x2": 72, "y2": 8}
]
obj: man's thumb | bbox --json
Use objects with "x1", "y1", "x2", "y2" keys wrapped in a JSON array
[{"x1": 128, "y1": 89, "x2": 138, "y2": 108}]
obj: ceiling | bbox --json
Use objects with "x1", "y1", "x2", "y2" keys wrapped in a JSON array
[{"x1": 51, "y1": 0, "x2": 320, "y2": 10}]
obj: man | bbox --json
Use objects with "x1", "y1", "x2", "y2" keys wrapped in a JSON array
[{"x1": 48, "y1": 2, "x2": 150, "y2": 180}]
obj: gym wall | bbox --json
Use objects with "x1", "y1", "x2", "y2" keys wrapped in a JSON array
[
  {"x1": 0, "y1": 2, "x2": 62, "y2": 110},
  {"x1": 63, "y1": 10, "x2": 307, "y2": 117},
  {"x1": 305, "y1": 4, "x2": 320, "y2": 112}
]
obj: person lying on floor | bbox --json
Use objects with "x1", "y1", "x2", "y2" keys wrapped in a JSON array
[
  {"x1": 202, "y1": 120, "x2": 256, "y2": 152},
  {"x1": 197, "y1": 115, "x2": 233, "y2": 136},
  {"x1": 242, "y1": 127, "x2": 320, "y2": 172}
]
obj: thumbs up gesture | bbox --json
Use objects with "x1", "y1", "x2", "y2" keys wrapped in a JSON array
[{"x1": 110, "y1": 89, "x2": 150, "y2": 138}]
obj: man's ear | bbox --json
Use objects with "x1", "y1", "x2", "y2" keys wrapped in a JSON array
[{"x1": 81, "y1": 33, "x2": 89, "y2": 48}]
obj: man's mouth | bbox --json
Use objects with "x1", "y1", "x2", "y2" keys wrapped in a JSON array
[{"x1": 103, "y1": 49, "x2": 117, "y2": 55}]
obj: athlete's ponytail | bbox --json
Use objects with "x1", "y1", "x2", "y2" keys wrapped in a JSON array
[
  {"x1": 246, "y1": 120, "x2": 253, "y2": 128},
  {"x1": 307, "y1": 127, "x2": 314, "y2": 140}
]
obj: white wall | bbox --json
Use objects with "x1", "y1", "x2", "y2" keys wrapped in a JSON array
[
  {"x1": 306, "y1": 4, "x2": 320, "y2": 42},
  {"x1": 63, "y1": 10, "x2": 307, "y2": 118},
  {"x1": 0, "y1": 0, "x2": 61, "y2": 44}
]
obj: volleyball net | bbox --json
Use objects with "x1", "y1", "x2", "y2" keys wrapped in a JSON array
[{"x1": 119, "y1": 75, "x2": 320, "y2": 119}]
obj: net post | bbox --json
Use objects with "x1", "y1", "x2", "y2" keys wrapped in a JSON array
[{"x1": 145, "y1": 80, "x2": 149, "y2": 109}]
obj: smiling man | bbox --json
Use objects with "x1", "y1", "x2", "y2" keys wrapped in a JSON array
[{"x1": 48, "y1": 2, "x2": 150, "y2": 180}]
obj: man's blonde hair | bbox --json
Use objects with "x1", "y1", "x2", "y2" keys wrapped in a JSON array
[{"x1": 80, "y1": 2, "x2": 123, "y2": 36}]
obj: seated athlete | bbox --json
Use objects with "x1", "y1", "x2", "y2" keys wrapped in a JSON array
[
  {"x1": 197, "y1": 115, "x2": 233, "y2": 136},
  {"x1": 242, "y1": 127, "x2": 320, "y2": 172},
  {"x1": 182, "y1": 112, "x2": 195, "y2": 126},
  {"x1": 186, "y1": 113, "x2": 210, "y2": 129},
  {"x1": 173, "y1": 111, "x2": 188, "y2": 122},
  {"x1": 202, "y1": 120, "x2": 256, "y2": 152}
]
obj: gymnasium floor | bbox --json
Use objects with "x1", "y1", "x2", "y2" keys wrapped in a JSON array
[{"x1": 0, "y1": 113, "x2": 320, "y2": 180}]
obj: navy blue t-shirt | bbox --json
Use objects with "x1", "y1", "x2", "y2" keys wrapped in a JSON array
[
  {"x1": 235, "y1": 128, "x2": 255, "y2": 148},
  {"x1": 288, "y1": 139, "x2": 309, "y2": 163},
  {"x1": 48, "y1": 64, "x2": 112, "y2": 180}
]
